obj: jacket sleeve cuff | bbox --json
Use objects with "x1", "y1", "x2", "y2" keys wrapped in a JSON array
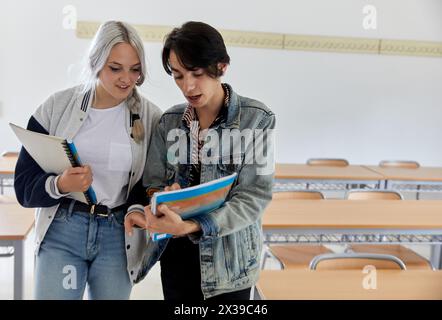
[
  {"x1": 187, "y1": 214, "x2": 219, "y2": 243},
  {"x1": 126, "y1": 204, "x2": 145, "y2": 217},
  {"x1": 45, "y1": 175, "x2": 70, "y2": 199}
]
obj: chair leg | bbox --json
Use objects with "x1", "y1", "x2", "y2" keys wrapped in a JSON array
[
  {"x1": 260, "y1": 252, "x2": 268, "y2": 270},
  {"x1": 261, "y1": 245, "x2": 285, "y2": 270},
  {"x1": 250, "y1": 285, "x2": 262, "y2": 300},
  {"x1": 260, "y1": 246, "x2": 270, "y2": 270}
]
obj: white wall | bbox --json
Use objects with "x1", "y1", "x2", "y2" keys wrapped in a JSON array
[{"x1": 1, "y1": 0, "x2": 442, "y2": 165}]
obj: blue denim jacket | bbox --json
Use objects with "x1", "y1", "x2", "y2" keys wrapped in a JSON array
[{"x1": 131, "y1": 84, "x2": 275, "y2": 299}]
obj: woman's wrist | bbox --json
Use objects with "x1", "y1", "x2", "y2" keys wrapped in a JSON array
[{"x1": 56, "y1": 175, "x2": 68, "y2": 194}]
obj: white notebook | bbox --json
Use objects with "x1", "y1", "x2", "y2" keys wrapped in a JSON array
[{"x1": 10, "y1": 123, "x2": 97, "y2": 204}]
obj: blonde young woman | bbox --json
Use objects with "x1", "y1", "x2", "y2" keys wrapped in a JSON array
[{"x1": 14, "y1": 21, "x2": 161, "y2": 299}]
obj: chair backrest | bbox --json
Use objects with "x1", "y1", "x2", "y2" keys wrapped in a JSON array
[
  {"x1": 307, "y1": 158, "x2": 349, "y2": 167},
  {"x1": 346, "y1": 189, "x2": 403, "y2": 200},
  {"x1": 273, "y1": 190, "x2": 324, "y2": 200},
  {"x1": 379, "y1": 160, "x2": 420, "y2": 169},
  {"x1": 1, "y1": 151, "x2": 19, "y2": 157},
  {"x1": 309, "y1": 253, "x2": 407, "y2": 270}
]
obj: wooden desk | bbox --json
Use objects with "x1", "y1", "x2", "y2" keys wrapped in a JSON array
[
  {"x1": 274, "y1": 164, "x2": 384, "y2": 192},
  {"x1": 263, "y1": 199, "x2": 442, "y2": 230},
  {"x1": 0, "y1": 155, "x2": 18, "y2": 194},
  {"x1": 262, "y1": 199, "x2": 442, "y2": 269},
  {"x1": 276, "y1": 164, "x2": 384, "y2": 181},
  {"x1": 365, "y1": 166, "x2": 442, "y2": 183},
  {"x1": 0, "y1": 203, "x2": 35, "y2": 300},
  {"x1": 256, "y1": 270, "x2": 442, "y2": 299},
  {"x1": 0, "y1": 195, "x2": 18, "y2": 204},
  {"x1": 0, "y1": 155, "x2": 17, "y2": 175},
  {"x1": 365, "y1": 166, "x2": 442, "y2": 197}
]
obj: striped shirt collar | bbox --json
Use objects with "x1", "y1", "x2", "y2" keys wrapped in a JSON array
[{"x1": 182, "y1": 83, "x2": 230, "y2": 129}]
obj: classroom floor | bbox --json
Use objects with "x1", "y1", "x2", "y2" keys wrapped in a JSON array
[
  {"x1": 0, "y1": 223, "x2": 164, "y2": 300},
  {"x1": 0, "y1": 187, "x2": 439, "y2": 300}
]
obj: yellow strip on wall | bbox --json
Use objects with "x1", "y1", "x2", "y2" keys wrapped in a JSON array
[
  {"x1": 76, "y1": 21, "x2": 442, "y2": 58},
  {"x1": 283, "y1": 34, "x2": 380, "y2": 54},
  {"x1": 381, "y1": 39, "x2": 442, "y2": 58}
]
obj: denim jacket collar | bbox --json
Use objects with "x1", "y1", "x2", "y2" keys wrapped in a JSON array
[
  {"x1": 178, "y1": 83, "x2": 240, "y2": 132},
  {"x1": 220, "y1": 83, "x2": 240, "y2": 129}
]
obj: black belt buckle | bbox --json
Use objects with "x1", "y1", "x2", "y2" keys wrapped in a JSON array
[{"x1": 90, "y1": 204, "x2": 109, "y2": 217}]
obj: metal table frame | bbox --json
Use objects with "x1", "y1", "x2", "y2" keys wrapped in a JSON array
[
  {"x1": 385, "y1": 180, "x2": 442, "y2": 199},
  {"x1": 0, "y1": 173, "x2": 14, "y2": 195},
  {"x1": 273, "y1": 178, "x2": 383, "y2": 192},
  {"x1": 0, "y1": 239, "x2": 26, "y2": 299}
]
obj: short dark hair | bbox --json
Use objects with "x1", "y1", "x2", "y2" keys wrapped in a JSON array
[{"x1": 162, "y1": 21, "x2": 230, "y2": 78}]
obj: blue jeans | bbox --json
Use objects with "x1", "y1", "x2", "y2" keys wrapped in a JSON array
[{"x1": 34, "y1": 205, "x2": 132, "y2": 300}]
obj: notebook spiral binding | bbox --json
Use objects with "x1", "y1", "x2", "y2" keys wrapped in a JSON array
[{"x1": 61, "y1": 140, "x2": 93, "y2": 205}]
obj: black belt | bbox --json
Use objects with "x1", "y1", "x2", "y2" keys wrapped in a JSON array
[{"x1": 59, "y1": 199, "x2": 127, "y2": 217}]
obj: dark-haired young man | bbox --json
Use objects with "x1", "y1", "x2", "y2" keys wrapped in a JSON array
[{"x1": 125, "y1": 21, "x2": 276, "y2": 300}]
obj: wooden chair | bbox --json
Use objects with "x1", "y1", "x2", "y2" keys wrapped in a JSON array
[
  {"x1": 309, "y1": 252, "x2": 407, "y2": 270},
  {"x1": 269, "y1": 245, "x2": 333, "y2": 269},
  {"x1": 273, "y1": 190, "x2": 324, "y2": 200},
  {"x1": 346, "y1": 190, "x2": 432, "y2": 270},
  {"x1": 346, "y1": 189, "x2": 403, "y2": 200},
  {"x1": 306, "y1": 158, "x2": 349, "y2": 167},
  {"x1": 305, "y1": 158, "x2": 350, "y2": 190},
  {"x1": 1, "y1": 151, "x2": 19, "y2": 157},
  {"x1": 266, "y1": 191, "x2": 333, "y2": 269},
  {"x1": 379, "y1": 160, "x2": 420, "y2": 169},
  {"x1": 379, "y1": 160, "x2": 421, "y2": 199},
  {"x1": 349, "y1": 244, "x2": 432, "y2": 270}
]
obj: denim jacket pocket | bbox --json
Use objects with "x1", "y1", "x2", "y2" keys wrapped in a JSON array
[
  {"x1": 217, "y1": 230, "x2": 259, "y2": 283},
  {"x1": 239, "y1": 224, "x2": 261, "y2": 269}
]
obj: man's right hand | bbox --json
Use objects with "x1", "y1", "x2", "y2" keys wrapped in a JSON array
[
  {"x1": 164, "y1": 183, "x2": 181, "y2": 192},
  {"x1": 57, "y1": 165, "x2": 93, "y2": 193}
]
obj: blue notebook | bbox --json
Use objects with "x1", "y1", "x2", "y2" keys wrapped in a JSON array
[
  {"x1": 150, "y1": 173, "x2": 238, "y2": 241},
  {"x1": 64, "y1": 140, "x2": 97, "y2": 204}
]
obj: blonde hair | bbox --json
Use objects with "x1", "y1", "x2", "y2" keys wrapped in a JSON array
[{"x1": 83, "y1": 20, "x2": 145, "y2": 143}]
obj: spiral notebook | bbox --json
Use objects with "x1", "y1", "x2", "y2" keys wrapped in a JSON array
[
  {"x1": 9, "y1": 123, "x2": 97, "y2": 205},
  {"x1": 150, "y1": 172, "x2": 237, "y2": 241}
]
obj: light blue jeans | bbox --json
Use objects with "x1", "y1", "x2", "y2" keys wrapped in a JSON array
[{"x1": 34, "y1": 205, "x2": 132, "y2": 300}]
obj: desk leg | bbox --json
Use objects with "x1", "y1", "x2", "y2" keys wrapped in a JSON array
[
  {"x1": 430, "y1": 244, "x2": 442, "y2": 270},
  {"x1": 13, "y1": 240, "x2": 24, "y2": 300},
  {"x1": 416, "y1": 185, "x2": 421, "y2": 200}
]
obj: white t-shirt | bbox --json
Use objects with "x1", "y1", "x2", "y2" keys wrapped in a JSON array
[{"x1": 73, "y1": 101, "x2": 132, "y2": 208}]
